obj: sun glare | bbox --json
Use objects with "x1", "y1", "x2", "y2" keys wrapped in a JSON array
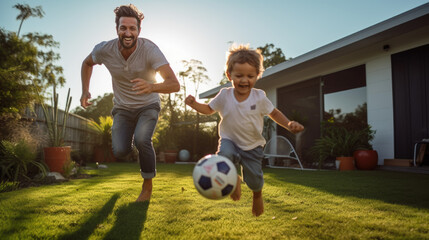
[{"x1": 155, "y1": 73, "x2": 163, "y2": 83}]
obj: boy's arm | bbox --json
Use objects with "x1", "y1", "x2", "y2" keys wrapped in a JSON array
[
  {"x1": 268, "y1": 108, "x2": 304, "y2": 134},
  {"x1": 185, "y1": 95, "x2": 215, "y2": 115}
]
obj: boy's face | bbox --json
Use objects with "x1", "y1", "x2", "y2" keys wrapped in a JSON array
[
  {"x1": 117, "y1": 16, "x2": 140, "y2": 49},
  {"x1": 227, "y1": 62, "x2": 258, "y2": 97}
]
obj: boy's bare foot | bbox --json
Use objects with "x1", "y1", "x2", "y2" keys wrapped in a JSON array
[
  {"x1": 230, "y1": 176, "x2": 241, "y2": 201},
  {"x1": 136, "y1": 178, "x2": 152, "y2": 202},
  {"x1": 252, "y1": 191, "x2": 264, "y2": 217}
]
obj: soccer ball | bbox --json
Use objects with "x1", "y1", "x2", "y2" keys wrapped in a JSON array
[{"x1": 193, "y1": 155, "x2": 237, "y2": 200}]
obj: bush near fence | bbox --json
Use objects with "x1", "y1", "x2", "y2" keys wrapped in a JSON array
[{"x1": 21, "y1": 104, "x2": 99, "y2": 158}]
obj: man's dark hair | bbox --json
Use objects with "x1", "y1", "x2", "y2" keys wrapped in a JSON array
[{"x1": 114, "y1": 4, "x2": 144, "y2": 30}]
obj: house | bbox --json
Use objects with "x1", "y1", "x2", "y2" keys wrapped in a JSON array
[{"x1": 199, "y1": 3, "x2": 429, "y2": 166}]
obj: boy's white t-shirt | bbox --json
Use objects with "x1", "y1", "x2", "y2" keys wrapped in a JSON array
[{"x1": 209, "y1": 87, "x2": 275, "y2": 151}]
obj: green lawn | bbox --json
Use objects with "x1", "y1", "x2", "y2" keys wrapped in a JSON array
[{"x1": 1, "y1": 163, "x2": 428, "y2": 239}]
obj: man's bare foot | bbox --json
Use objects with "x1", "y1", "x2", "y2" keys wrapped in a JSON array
[
  {"x1": 252, "y1": 191, "x2": 264, "y2": 217},
  {"x1": 136, "y1": 178, "x2": 152, "y2": 202},
  {"x1": 230, "y1": 176, "x2": 241, "y2": 201}
]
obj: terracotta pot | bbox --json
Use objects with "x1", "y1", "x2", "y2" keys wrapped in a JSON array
[
  {"x1": 337, "y1": 156, "x2": 355, "y2": 171},
  {"x1": 44, "y1": 146, "x2": 71, "y2": 173},
  {"x1": 93, "y1": 146, "x2": 115, "y2": 163},
  {"x1": 164, "y1": 150, "x2": 178, "y2": 163},
  {"x1": 354, "y1": 150, "x2": 378, "y2": 170}
]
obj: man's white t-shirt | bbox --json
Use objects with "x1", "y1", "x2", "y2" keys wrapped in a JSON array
[
  {"x1": 209, "y1": 87, "x2": 275, "y2": 151},
  {"x1": 92, "y1": 38, "x2": 168, "y2": 110}
]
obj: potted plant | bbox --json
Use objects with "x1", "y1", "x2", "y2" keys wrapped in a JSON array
[
  {"x1": 88, "y1": 116, "x2": 115, "y2": 162},
  {"x1": 331, "y1": 127, "x2": 362, "y2": 171},
  {"x1": 310, "y1": 122, "x2": 365, "y2": 170},
  {"x1": 39, "y1": 86, "x2": 72, "y2": 173},
  {"x1": 353, "y1": 125, "x2": 378, "y2": 170},
  {"x1": 163, "y1": 140, "x2": 178, "y2": 164}
]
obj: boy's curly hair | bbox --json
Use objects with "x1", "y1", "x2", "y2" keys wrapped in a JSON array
[
  {"x1": 114, "y1": 4, "x2": 144, "y2": 30},
  {"x1": 225, "y1": 44, "x2": 264, "y2": 78}
]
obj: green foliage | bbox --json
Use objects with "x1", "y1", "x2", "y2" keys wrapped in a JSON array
[
  {"x1": 0, "y1": 139, "x2": 47, "y2": 182},
  {"x1": 39, "y1": 86, "x2": 72, "y2": 147},
  {"x1": 257, "y1": 43, "x2": 287, "y2": 69},
  {"x1": 310, "y1": 102, "x2": 375, "y2": 168},
  {"x1": 0, "y1": 181, "x2": 20, "y2": 193},
  {"x1": 310, "y1": 121, "x2": 376, "y2": 168},
  {"x1": 88, "y1": 116, "x2": 114, "y2": 161},
  {"x1": 62, "y1": 161, "x2": 82, "y2": 179},
  {"x1": 179, "y1": 59, "x2": 209, "y2": 97},
  {"x1": 13, "y1": 3, "x2": 44, "y2": 37},
  {"x1": 0, "y1": 29, "x2": 38, "y2": 115},
  {"x1": 324, "y1": 103, "x2": 368, "y2": 132},
  {"x1": 88, "y1": 116, "x2": 113, "y2": 147},
  {"x1": 0, "y1": 6, "x2": 65, "y2": 118},
  {"x1": 262, "y1": 116, "x2": 275, "y2": 141},
  {"x1": 71, "y1": 149, "x2": 92, "y2": 166},
  {"x1": 72, "y1": 93, "x2": 114, "y2": 121}
]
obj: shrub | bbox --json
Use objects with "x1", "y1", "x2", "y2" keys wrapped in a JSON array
[{"x1": 0, "y1": 139, "x2": 47, "y2": 182}]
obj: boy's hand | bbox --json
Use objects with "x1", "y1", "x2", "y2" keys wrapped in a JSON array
[
  {"x1": 288, "y1": 121, "x2": 304, "y2": 134},
  {"x1": 185, "y1": 95, "x2": 196, "y2": 106}
]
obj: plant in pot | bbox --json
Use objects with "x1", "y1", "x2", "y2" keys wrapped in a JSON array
[
  {"x1": 309, "y1": 133, "x2": 336, "y2": 169},
  {"x1": 88, "y1": 116, "x2": 115, "y2": 163},
  {"x1": 310, "y1": 122, "x2": 363, "y2": 170},
  {"x1": 162, "y1": 138, "x2": 178, "y2": 164},
  {"x1": 39, "y1": 86, "x2": 72, "y2": 173},
  {"x1": 353, "y1": 125, "x2": 378, "y2": 170},
  {"x1": 330, "y1": 126, "x2": 364, "y2": 171}
]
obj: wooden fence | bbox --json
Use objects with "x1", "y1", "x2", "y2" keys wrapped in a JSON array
[{"x1": 22, "y1": 104, "x2": 99, "y2": 153}]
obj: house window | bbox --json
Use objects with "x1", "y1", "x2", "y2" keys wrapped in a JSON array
[
  {"x1": 322, "y1": 65, "x2": 367, "y2": 126},
  {"x1": 324, "y1": 87, "x2": 367, "y2": 119}
]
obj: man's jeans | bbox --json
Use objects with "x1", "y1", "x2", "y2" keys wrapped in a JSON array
[{"x1": 111, "y1": 103, "x2": 160, "y2": 179}]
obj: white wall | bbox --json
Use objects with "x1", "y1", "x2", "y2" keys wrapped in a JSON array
[{"x1": 366, "y1": 55, "x2": 394, "y2": 164}]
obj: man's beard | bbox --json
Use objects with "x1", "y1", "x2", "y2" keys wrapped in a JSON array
[{"x1": 119, "y1": 36, "x2": 137, "y2": 49}]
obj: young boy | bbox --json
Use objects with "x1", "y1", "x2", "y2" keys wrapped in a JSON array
[{"x1": 185, "y1": 44, "x2": 304, "y2": 216}]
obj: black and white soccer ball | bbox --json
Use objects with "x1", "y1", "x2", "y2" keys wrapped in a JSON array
[{"x1": 193, "y1": 155, "x2": 237, "y2": 200}]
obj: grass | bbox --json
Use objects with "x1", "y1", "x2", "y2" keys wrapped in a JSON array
[{"x1": 1, "y1": 162, "x2": 429, "y2": 239}]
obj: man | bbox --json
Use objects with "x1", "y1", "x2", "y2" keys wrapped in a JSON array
[{"x1": 80, "y1": 4, "x2": 180, "y2": 202}]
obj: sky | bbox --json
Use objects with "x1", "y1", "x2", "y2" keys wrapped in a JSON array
[{"x1": 1, "y1": 0, "x2": 428, "y2": 110}]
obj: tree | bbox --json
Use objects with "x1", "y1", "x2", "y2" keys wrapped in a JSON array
[
  {"x1": 179, "y1": 60, "x2": 210, "y2": 114},
  {"x1": 0, "y1": 32, "x2": 64, "y2": 115},
  {"x1": 72, "y1": 93, "x2": 114, "y2": 122},
  {"x1": 13, "y1": 4, "x2": 44, "y2": 37},
  {"x1": 1, "y1": 5, "x2": 64, "y2": 140},
  {"x1": 0, "y1": 31, "x2": 35, "y2": 116},
  {"x1": 257, "y1": 43, "x2": 287, "y2": 69},
  {"x1": 153, "y1": 60, "x2": 219, "y2": 160},
  {"x1": 179, "y1": 59, "x2": 210, "y2": 157},
  {"x1": 218, "y1": 43, "x2": 287, "y2": 85}
]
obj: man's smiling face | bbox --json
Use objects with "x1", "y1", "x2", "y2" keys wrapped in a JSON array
[{"x1": 117, "y1": 16, "x2": 140, "y2": 49}]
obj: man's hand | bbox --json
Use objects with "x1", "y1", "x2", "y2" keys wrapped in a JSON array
[
  {"x1": 80, "y1": 92, "x2": 92, "y2": 108},
  {"x1": 131, "y1": 78, "x2": 154, "y2": 94},
  {"x1": 287, "y1": 121, "x2": 304, "y2": 134}
]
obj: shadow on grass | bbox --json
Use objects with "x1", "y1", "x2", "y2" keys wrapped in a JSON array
[
  {"x1": 59, "y1": 193, "x2": 120, "y2": 240},
  {"x1": 103, "y1": 201, "x2": 149, "y2": 240},
  {"x1": 264, "y1": 169, "x2": 429, "y2": 210}
]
